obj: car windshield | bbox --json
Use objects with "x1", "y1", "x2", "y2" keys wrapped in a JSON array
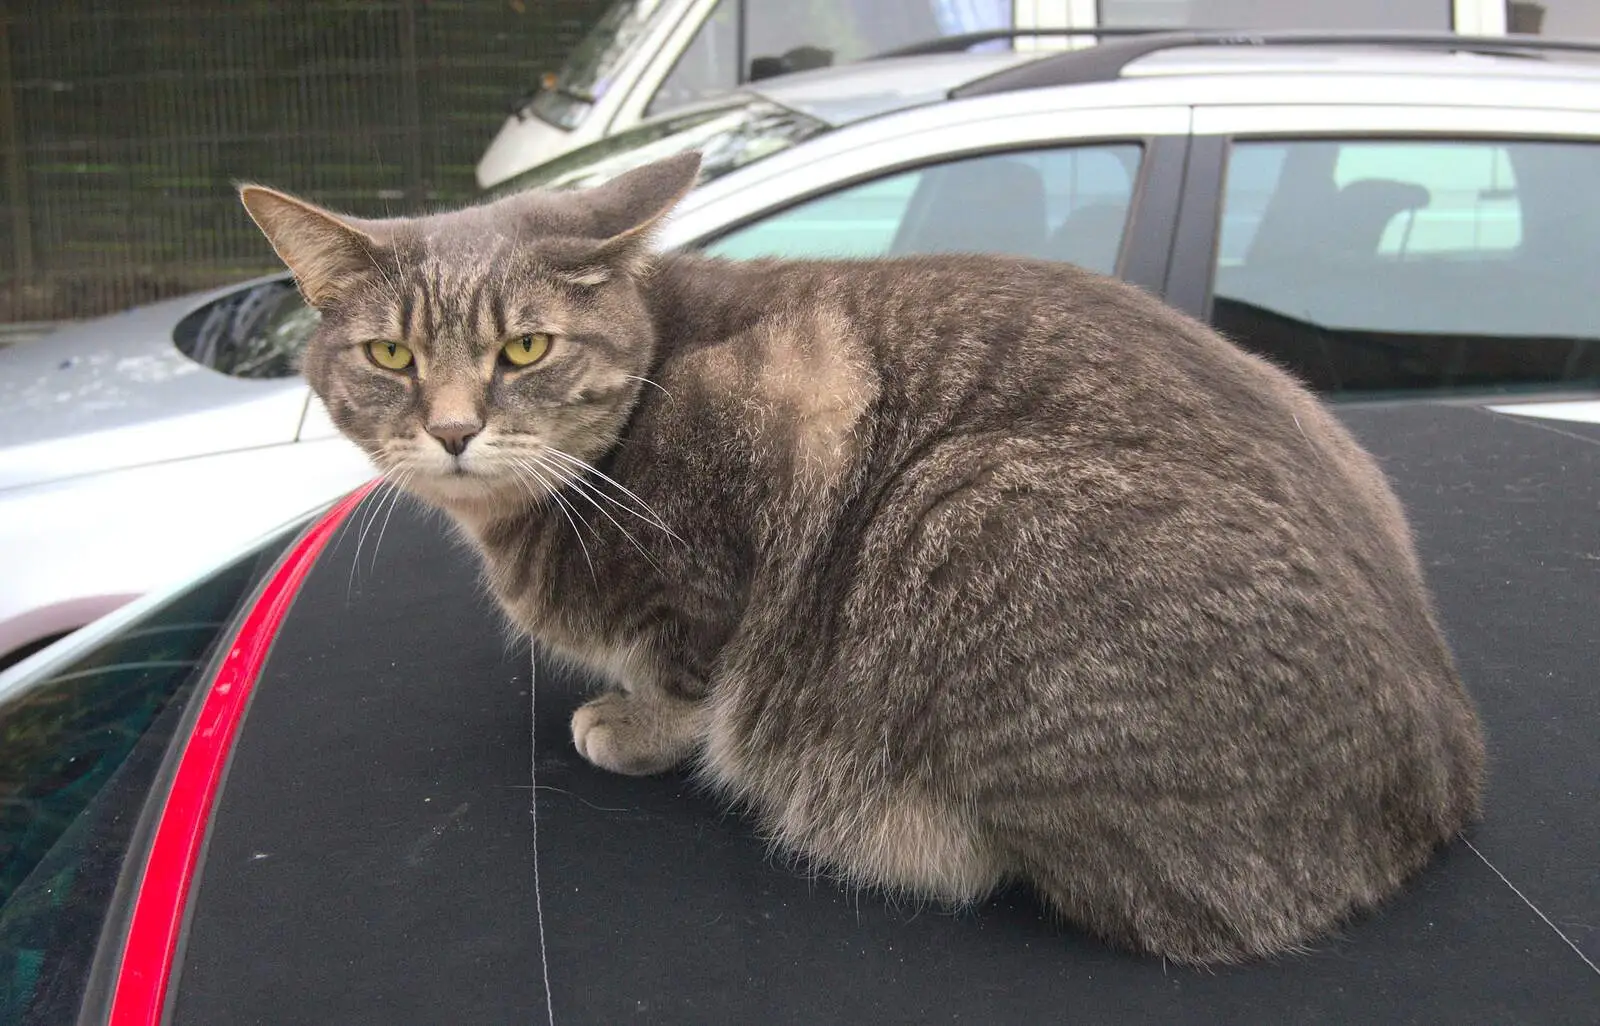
[
  {"x1": 528, "y1": 0, "x2": 676, "y2": 130},
  {"x1": 0, "y1": 518, "x2": 305, "y2": 1025},
  {"x1": 492, "y1": 95, "x2": 828, "y2": 195}
]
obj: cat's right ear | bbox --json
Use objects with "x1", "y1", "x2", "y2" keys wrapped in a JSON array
[
  {"x1": 580, "y1": 152, "x2": 703, "y2": 277},
  {"x1": 238, "y1": 185, "x2": 386, "y2": 307}
]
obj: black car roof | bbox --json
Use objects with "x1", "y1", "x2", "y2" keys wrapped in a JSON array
[{"x1": 170, "y1": 395, "x2": 1600, "y2": 1024}]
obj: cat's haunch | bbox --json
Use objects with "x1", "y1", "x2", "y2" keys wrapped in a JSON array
[{"x1": 241, "y1": 152, "x2": 1484, "y2": 965}]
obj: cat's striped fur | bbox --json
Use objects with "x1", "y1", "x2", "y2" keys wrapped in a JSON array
[{"x1": 240, "y1": 153, "x2": 1484, "y2": 964}]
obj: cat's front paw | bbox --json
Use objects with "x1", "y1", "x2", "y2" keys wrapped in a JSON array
[{"x1": 571, "y1": 690, "x2": 703, "y2": 777}]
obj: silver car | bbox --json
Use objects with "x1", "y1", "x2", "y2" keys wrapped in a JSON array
[
  {"x1": 5, "y1": 30, "x2": 1599, "y2": 664},
  {"x1": 474, "y1": 0, "x2": 1523, "y2": 187}
]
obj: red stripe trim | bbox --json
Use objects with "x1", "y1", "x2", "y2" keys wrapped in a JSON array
[{"x1": 108, "y1": 482, "x2": 378, "y2": 1026}]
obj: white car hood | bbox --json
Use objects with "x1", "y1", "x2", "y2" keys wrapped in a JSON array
[{"x1": 0, "y1": 288, "x2": 311, "y2": 492}]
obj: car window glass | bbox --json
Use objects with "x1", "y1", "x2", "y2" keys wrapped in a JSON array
[
  {"x1": 1508, "y1": 0, "x2": 1600, "y2": 36},
  {"x1": 1215, "y1": 145, "x2": 1285, "y2": 267},
  {"x1": 1333, "y1": 144, "x2": 1521, "y2": 255},
  {"x1": 530, "y1": 0, "x2": 676, "y2": 129},
  {"x1": 172, "y1": 280, "x2": 320, "y2": 380},
  {"x1": 1210, "y1": 138, "x2": 1600, "y2": 396},
  {"x1": 702, "y1": 143, "x2": 1142, "y2": 274},
  {"x1": 707, "y1": 176, "x2": 919, "y2": 259},
  {"x1": 0, "y1": 523, "x2": 299, "y2": 1025},
  {"x1": 648, "y1": 0, "x2": 1013, "y2": 117},
  {"x1": 1099, "y1": 0, "x2": 1446, "y2": 30},
  {"x1": 648, "y1": 0, "x2": 737, "y2": 116}
]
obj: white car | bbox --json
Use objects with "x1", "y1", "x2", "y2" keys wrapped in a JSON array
[{"x1": 0, "y1": 278, "x2": 374, "y2": 665}]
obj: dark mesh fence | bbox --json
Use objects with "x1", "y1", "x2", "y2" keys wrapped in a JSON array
[{"x1": 0, "y1": 0, "x2": 609, "y2": 323}]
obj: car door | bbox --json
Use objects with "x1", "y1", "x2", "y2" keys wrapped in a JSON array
[
  {"x1": 659, "y1": 104, "x2": 1191, "y2": 294},
  {"x1": 1166, "y1": 103, "x2": 1600, "y2": 398}
]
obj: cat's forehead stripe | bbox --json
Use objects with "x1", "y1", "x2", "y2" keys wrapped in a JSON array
[
  {"x1": 398, "y1": 287, "x2": 415, "y2": 341},
  {"x1": 466, "y1": 277, "x2": 492, "y2": 341},
  {"x1": 415, "y1": 280, "x2": 433, "y2": 341},
  {"x1": 360, "y1": 233, "x2": 592, "y2": 347},
  {"x1": 490, "y1": 290, "x2": 506, "y2": 339}
]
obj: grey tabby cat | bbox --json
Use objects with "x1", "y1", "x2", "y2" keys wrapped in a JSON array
[{"x1": 240, "y1": 152, "x2": 1484, "y2": 965}]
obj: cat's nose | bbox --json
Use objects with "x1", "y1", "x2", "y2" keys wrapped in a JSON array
[{"x1": 427, "y1": 420, "x2": 480, "y2": 456}]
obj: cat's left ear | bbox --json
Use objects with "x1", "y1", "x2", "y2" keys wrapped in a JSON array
[
  {"x1": 238, "y1": 185, "x2": 388, "y2": 307},
  {"x1": 580, "y1": 152, "x2": 703, "y2": 277}
]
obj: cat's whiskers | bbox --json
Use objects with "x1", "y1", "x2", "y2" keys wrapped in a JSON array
[
  {"x1": 624, "y1": 374, "x2": 673, "y2": 400},
  {"x1": 531, "y1": 453, "x2": 666, "y2": 575},
  {"x1": 506, "y1": 454, "x2": 599, "y2": 587},
  {"x1": 350, "y1": 473, "x2": 393, "y2": 550},
  {"x1": 361, "y1": 244, "x2": 405, "y2": 311},
  {"x1": 548, "y1": 463, "x2": 678, "y2": 544},
  {"x1": 496, "y1": 450, "x2": 556, "y2": 510},
  {"x1": 535, "y1": 456, "x2": 675, "y2": 561},
  {"x1": 539, "y1": 445, "x2": 682, "y2": 544},
  {"x1": 366, "y1": 467, "x2": 416, "y2": 573},
  {"x1": 495, "y1": 453, "x2": 544, "y2": 509},
  {"x1": 387, "y1": 240, "x2": 419, "y2": 311},
  {"x1": 346, "y1": 471, "x2": 407, "y2": 597},
  {"x1": 494, "y1": 236, "x2": 520, "y2": 297},
  {"x1": 329, "y1": 475, "x2": 389, "y2": 573}
]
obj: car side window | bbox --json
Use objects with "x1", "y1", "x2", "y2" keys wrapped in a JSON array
[
  {"x1": 701, "y1": 143, "x2": 1143, "y2": 274},
  {"x1": 1210, "y1": 138, "x2": 1600, "y2": 396}
]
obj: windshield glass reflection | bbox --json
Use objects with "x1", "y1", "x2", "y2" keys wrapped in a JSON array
[
  {"x1": 529, "y1": 0, "x2": 674, "y2": 129},
  {"x1": 496, "y1": 97, "x2": 828, "y2": 194},
  {"x1": 172, "y1": 280, "x2": 319, "y2": 381}
]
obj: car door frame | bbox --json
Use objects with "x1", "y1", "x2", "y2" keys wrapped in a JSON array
[
  {"x1": 609, "y1": 0, "x2": 724, "y2": 133},
  {"x1": 1163, "y1": 102, "x2": 1600, "y2": 324},
  {"x1": 660, "y1": 102, "x2": 1194, "y2": 296}
]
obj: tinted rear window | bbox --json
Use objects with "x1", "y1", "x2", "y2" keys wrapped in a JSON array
[{"x1": 0, "y1": 523, "x2": 301, "y2": 1024}]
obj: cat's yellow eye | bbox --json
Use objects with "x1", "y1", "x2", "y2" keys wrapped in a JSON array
[
  {"x1": 367, "y1": 340, "x2": 414, "y2": 371},
  {"x1": 501, "y1": 332, "x2": 552, "y2": 368}
]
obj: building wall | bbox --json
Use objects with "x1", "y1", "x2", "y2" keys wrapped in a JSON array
[{"x1": 0, "y1": 0, "x2": 611, "y2": 322}]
